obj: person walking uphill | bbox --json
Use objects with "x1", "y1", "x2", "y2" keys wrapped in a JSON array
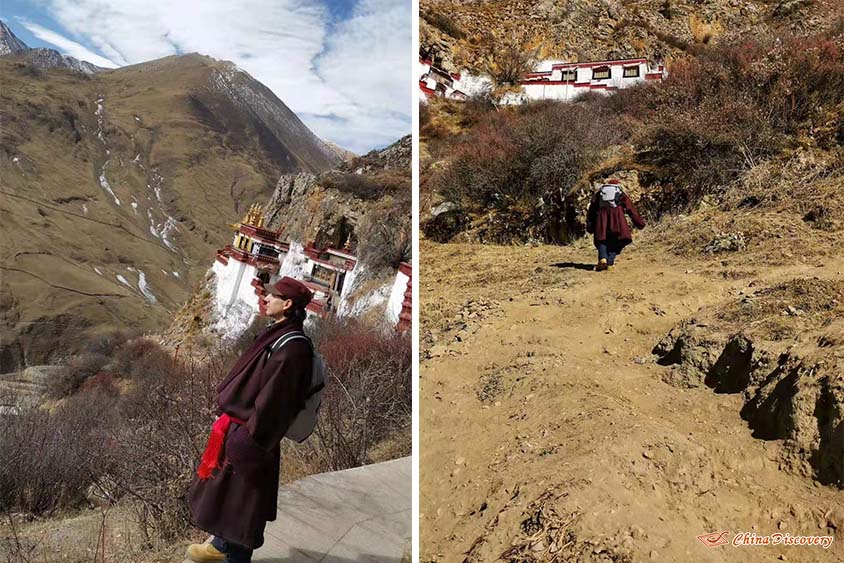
[
  {"x1": 586, "y1": 179, "x2": 646, "y2": 271},
  {"x1": 186, "y1": 276, "x2": 315, "y2": 563}
]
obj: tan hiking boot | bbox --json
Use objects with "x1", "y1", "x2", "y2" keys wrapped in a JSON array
[
  {"x1": 186, "y1": 542, "x2": 225, "y2": 563},
  {"x1": 596, "y1": 258, "x2": 608, "y2": 271}
]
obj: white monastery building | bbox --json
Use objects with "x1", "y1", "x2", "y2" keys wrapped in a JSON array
[
  {"x1": 419, "y1": 57, "x2": 468, "y2": 101},
  {"x1": 510, "y1": 57, "x2": 666, "y2": 103},
  {"x1": 419, "y1": 56, "x2": 666, "y2": 104},
  {"x1": 212, "y1": 204, "x2": 411, "y2": 333}
]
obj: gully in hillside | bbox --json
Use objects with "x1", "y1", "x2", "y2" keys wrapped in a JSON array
[
  {"x1": 586, "y1": 179, "x2": 646, "y2": 271},
  {"x1": 186, "y1": 277, "x2": 316, "y2": 563}
]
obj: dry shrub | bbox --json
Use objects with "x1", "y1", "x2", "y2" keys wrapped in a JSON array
[
  {"x1": 109, "y1": 338, "x2": 173, "y2": 380},
  {"x1": 433, "y1": 100, "x2": 626, "y2": 243},
  {"x1": 480, "y1": 37, "x2": 539, "y2": 86},
  {"x1": 47, "y1": 352, "x2": 109, "y2": 398},
  {"x1": 321, "y1": 172, "x2": 392, "y2": 201},
  {"x1": 620, "y1": 28, "x2": 844, "y2": 216},
  {"x1": 103, "y1": 348, "x2": 225, "y2": 544},
  {"x1": 0, "y1": 338, "x2": 230, "y2": 545},
  {"x1": 357, "y1": 197, "x2": 411, "y2": 274},
  {"x1": 422, "y1": 10, "x2": 466, "y2": 40},
  {"x1": 285, "y1": 317, "x2": 411, "y2": 473},
  {"x1": 0, "y1": 390, "x2": 116, "y2": 514}
]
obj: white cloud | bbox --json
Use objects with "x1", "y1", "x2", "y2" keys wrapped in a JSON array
[
  {"x1": 17, "y1": 19, "x2": 119, "y2": 68},
  {"x1": 32, "y1": 0, "x2": 411, "y2": 153}
]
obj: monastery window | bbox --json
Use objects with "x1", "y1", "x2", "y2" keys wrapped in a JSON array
[
  {"x1": 592, "y1": 67, "x2": 610, "y2": 80},
  {"x1": 623, "y1": 66, "x2": 640, "y2": 78},
  {"x1": 561, "y1": 69, "x2": 577, "y2": 81}
]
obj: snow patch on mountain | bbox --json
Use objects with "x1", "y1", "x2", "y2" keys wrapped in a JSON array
[
  {"x1": 137, "y1": 271, "x2": 157, "y2": 304},
  {"x1": 98, "y1": 162, "x2": 120, "y2": 205}
]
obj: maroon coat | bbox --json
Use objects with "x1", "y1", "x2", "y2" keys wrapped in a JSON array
[
  {"x1": 188, "y1": 318, "x2": 312, "y2": 549},
  {"x1": 586, "y1": 190, "x2": 646, "y2": 244}
]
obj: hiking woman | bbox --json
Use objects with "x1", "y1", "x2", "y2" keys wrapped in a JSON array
[
  {"x1": 186, "y1": 277, "x2": 314, "y2": 563},
  {"x1": 586, "y1": 179, "x2": 646, "y2": 271}
]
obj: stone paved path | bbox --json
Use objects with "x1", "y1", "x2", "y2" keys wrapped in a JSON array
[{"x1": 186, "y1": 457, "x2": 411, "y2": 562}]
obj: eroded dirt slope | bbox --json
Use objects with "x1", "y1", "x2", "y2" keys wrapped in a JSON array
[{"x1": 420, "y1": 235, "x2": 844, "y2": 562}]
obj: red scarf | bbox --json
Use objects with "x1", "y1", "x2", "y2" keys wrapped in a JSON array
[{"x1": 197, "y1": 413, "x2": 247, "y2": 480}]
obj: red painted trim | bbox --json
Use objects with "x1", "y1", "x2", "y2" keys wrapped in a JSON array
[
  {"x1": 420, "y1": 82, "x2": 437, "y2": 96},
  {"x1": 306, "y1": 300, "x2": 329, "y2": 316},
  {"x1": 420, "y1": 58, "x2": 432, "y2": 66},
  {"x1": 300, "y1": 279, "x2": 330, "y2": 295},
  {"x1": 215, "y1": 255, "x2": 228, "y2": 266},
  {"x1": 645, "y1": 73, "x2": 663, "y2": 80},
  {"x1": 429, "y1": 67, "x2": 453, "y2": 81},
  {"x1": 450, "y1": 72, "x2": 461, "y2": 80},
  {"x1": 310, "y1": 255, "x2": 352, "y2": 272},
  {"x1": 238, "y1": 224, "x2": 281, "y2": 243},
  {"x1": 397, "y1": 272, "x2": 412, "y2": 332},
  {"x1": 522, "y1": 80, "x2": 577, "y2": 85},
  {"x1": 325, "y1": 247, "x2": 357, "y2": 261},
  {"x1": 525, "y1": 71, "x2": 552, "y2": 78},
  {"x1": 398, "y1": 262, "x2": 412, "y2": 276},
  {"x1": 549, "y1": 58, "x2": 646, "y2": 70}
]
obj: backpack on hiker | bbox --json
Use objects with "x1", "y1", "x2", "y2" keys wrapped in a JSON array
[
  {"x1": 266, "y1": 331, "x2": 325, "y2": 443},
  {"x1": 597, "y1": 184, "x2": 623, "y2": 208}
]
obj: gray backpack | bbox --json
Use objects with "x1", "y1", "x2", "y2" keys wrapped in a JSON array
[
  {"x1": 598, "y1": 184, "x2": 623, "y2": 208},
  {"x1": 267, "y1": 331, "x2": 326, "y2": 443}
]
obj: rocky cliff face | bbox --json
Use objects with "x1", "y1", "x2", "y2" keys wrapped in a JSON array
[
  {"x1": 421, "y1": 0, "x2": 841, "y2": 75},
  {"x1": 0, "y1": 53, "x2": 340, "y2": 370},
  {"x1": 266, "y1": 135, "x2": 411, "y2": 266}
]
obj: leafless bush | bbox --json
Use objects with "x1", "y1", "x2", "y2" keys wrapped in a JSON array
[
  {"x1": 47, "y1": 352, "x2": 109, "y2": 399},
  {"x1": 481, "y1": 38, "x2": 539, "y2": 86},
  {"x1": 618, "y1": 28, "x2": 844, "y2": 216},
  {"x1": 84, "y1": 330, "x2": 131, "y2": 357},
  {"x1": 103, "y1": 346, "x2": 227, "y2": 544},
  {"x1": 434, "y1": 100, "x2": 626, "y2": 242},
  {"x1": 0, "y1": 391, "x2": 115, "y2": 514},
  {"x1": 422, "y1": 10, "x2": 466, "y2": 40},
  {"x1": 108, "y1": 338, "x2": 173, "y2": 381},
  {"x1": 320, "y1": 168, "x2": 409, "y2": 203},
  {"x1": 287, "y1": 317, "x2": 411, "y2": 473},
  {"x1": 357, "y1": 198, "x2": 411, "y2": 274},
  {"x1": 0, "y1": 337, "x2": 232, "y2": 545}
]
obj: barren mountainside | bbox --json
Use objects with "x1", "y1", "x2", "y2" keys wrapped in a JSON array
[{"x1": 0, "y1": 50, "x2": 343, "y2": 370}]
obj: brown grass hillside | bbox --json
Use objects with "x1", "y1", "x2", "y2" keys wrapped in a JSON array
[{"x1": 0, "y1": 54, "x2": 339, "y2": 369}]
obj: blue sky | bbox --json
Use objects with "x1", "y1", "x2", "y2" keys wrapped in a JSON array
[{"x1": 0, "y1": 0, "x2": 411, "y2": 153}]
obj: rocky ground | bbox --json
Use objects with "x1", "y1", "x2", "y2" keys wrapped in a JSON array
[
  {"x1": 420, "y1": 230, "x2": 844, "y2": 562},
  {"x1": 421, "y1": 0, "x2": 842, "y2": 75}
]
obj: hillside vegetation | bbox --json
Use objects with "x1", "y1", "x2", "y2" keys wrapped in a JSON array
[
  {"x1": 422, "y1": 26, "x2": 844, "y2": 244},
  {"x1": 421, "y1": 0, "x2": 842, "y2": 75}
]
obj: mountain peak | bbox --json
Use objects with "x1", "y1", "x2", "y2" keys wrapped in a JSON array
[{"x1": 0, "y1": 19, "x2": 29, "y2": 56}]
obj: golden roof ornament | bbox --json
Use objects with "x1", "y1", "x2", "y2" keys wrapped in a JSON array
[{"x1": 228, "y1": 203, "x2": 266, "y2": 230}]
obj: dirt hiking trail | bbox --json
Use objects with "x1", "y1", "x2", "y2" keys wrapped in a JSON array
[{"x1": 420, "y1": 236, "x2": 844, "y2": 563}]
